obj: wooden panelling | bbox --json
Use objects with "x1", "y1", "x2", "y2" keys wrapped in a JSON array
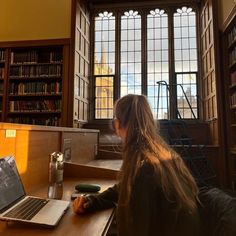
[
  {"x1": 0, "y1": 123, "x2": 99, "y2": 192},
  {"x1": 64, "y1": 163, "x2": 118, "y2": 179},
  {"x1": 200, "y1": 0, "x2": 226, "y2": 185},
  {"x1": 0, "y1": 129, "x2": 61, "y2": 193},
  {"x1": 222, "y1": 7, "x2": 236, "y2": 189},
  {"x1": 62, "y1": 131, "x2": 99, "y2": 164},
  {"x1": 73, "y1": 0, "x2": 90, "y2": 126},
  {"x1": 0, "y1": 129, "x2": 16, "y2": 157},
  {"x1": 200, "y1": 0, "x2": 218, "y2": 144}
]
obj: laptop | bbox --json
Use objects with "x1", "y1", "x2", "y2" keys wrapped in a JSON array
[{"x1": 0, "y1": 156, "x2": 70, "y2": 227}]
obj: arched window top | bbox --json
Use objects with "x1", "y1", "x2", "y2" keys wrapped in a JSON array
[
  {"x1": 149, "y1": 9, "x2": 167, "y2": 17},
  {"x1": 122, "y1": 10, "x2": 140, "y2": 18},
  {"x1": 96, "y1": 11, "x2": 114, "y2": 20},
  {"x1": 175, "y1": 6, "x2": 195, "y2": 15}
]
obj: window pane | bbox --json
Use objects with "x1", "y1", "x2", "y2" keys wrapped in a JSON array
[
  {"x1": 176, "y1": 73, "x2": 198, "y2": 118},
  {"x1": 174, "y1": 7, "x2": 198, "y2": 119},
  {"x1": 174, "y1": 7, "x2": 198, "y2": 73},
  {"x1": 120, "y1": 10, "x2": 142, "y2": 96},
  {"x1": 147, "y1": 9, "x2": 169, "y2": 119},
  {"x1": 95, "y1": 76, "x2": 114, "y2": 119},
  {"x1": 93, "y1": 7, "x2": 199, "y2": 120},
  {"x1": 94, "y1": 12, "x2": 116, "y2": 76}
]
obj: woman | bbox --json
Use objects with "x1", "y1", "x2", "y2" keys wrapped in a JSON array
[{"x1": 73, "y1": 94, "x2": 201, "y2": 236}]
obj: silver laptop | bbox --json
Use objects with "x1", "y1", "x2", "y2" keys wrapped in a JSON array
[{"x1": 0, "y1": 156, "x2": 70, "y2": 227}]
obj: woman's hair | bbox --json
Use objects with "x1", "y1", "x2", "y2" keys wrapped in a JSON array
[{"x1": 114, "y1": 94, "x2": 198, "y2": 215}]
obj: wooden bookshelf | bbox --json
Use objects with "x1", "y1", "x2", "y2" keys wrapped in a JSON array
[
  {"x1": 6, "y1": 47, "x2": 63, "y2": 126},
  {"x1": 223, "y1": 9, "x2": 236, "y2": 190},
  {"x1": 0, "y1": 49, "x2": 6, "y2": 119},
  {"x1": 0, "y1": 40, "x2": 71, "y2": 127}
]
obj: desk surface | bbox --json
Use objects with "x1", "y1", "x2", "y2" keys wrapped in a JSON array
[{"x1": 0, "y1": 178, "x2": 116, "y2": 236}]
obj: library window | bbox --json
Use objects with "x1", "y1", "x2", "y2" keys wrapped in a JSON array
[
  {"x1": 94, "y1": 11, "x2": 115, "y2": 119},
  {"x1": 92, "y1": 6, "x2": 199, "y2": 120}
]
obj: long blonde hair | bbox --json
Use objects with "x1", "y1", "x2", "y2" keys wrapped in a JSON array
[{"x1": 115, "y1": 94, "x2": 198, "y2": 214}]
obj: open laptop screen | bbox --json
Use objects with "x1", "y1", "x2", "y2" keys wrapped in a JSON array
[{"x1": 0, "y1": 156, "x2": 25, "y2": 213}]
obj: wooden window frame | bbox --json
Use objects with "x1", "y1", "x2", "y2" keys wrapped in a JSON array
[{"x1": 90, "y1": 2, "x2": 200, "y2": 122}]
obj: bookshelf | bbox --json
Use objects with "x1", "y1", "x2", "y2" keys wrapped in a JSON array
[
  {"x1": 0, "y1": 39, "x2": 71, "y2": 127},
  {"x1": 0, "y1": 49, "x2": 6, "y2": 121},
  {"x1": 6, "y1": 47, "x2": 64, "y2": 126},
  {"x1": 223, "y1": 10, "x2": 236, "y2": 190}
]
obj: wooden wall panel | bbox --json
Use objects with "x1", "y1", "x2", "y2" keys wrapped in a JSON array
[
  {"x1": 200, "y1": 0, "x2": 218, "y2": 145},
  {"x1": 62, "y1": 131, "x2": 98, "y2": 164},
  {"x1": 200, "y1": 0, "x2": 226, "y2": 185},
  {"x1": 0, "y1": 130, "x2": 16, "y2": 157},
  {"x1": 73, "y1": 0, "x2": 90, "y2": 127},
  {"x1": 0, "y1": 129, "x2": 60, "y2": 193},
  {"x1": 0, "y1": 123, "x2": 99, "y2": 192}
]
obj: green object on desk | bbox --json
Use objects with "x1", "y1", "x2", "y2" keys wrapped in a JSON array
[{"x1": 75, "y1": 183, "x2": 101, "y2": 193}]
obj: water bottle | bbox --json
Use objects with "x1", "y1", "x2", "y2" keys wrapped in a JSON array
[{"x1": 47, "y1": 152, "x2": 64, "y2": 200}]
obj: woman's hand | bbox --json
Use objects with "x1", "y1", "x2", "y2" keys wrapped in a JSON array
[{"x1": 73, "y1": 196, "x2": 89, "y2": 214}]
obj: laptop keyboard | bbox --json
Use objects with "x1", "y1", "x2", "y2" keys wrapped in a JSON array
[{"x1": 3, "y1": 197, "x2": 49, "y2": 221}]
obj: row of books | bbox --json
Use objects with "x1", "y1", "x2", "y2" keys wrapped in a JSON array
[
  {"x1": 231, "y1": 71, "x2": 236, "y2": 85},
  {"x1": 9, "y1": 65, "x2": 62, "y2": 77},
  {"x1": 10, "y1": 51, "x2": 63, "y2": 64},
  {"x1": 9, "y1": 100, "x2": 61, "y2": 112},
  {"x1": 228, "y1": 25, "x2": 236, "y2": 46},
  {"x1": 9, "y1": 82, "x2": 62, "y2": 95},
  {"x1": 8, "y1": 117, "x2": 60, "y2": 126},
  {"x1": 0, "y1": 68, "x2": 4, "y2": 78},
  {"x1": 231, "y1": 92, "x2": 236, "y2": 107},
  {"x1": 11, "y1": 51, "x2": 38, "y2": 64},
  {"x1": 229, "y1": 47, "x2": 236, "y2": 66},
  {"x1": 49, "y1": 52, "x2": 63, "y2": 63},
  {"x1": 0, "y1": 51, "x2": 4, "y2": 61}
]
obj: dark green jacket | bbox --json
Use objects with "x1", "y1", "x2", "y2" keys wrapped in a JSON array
[{"x1": 85, "y1": 163, "x2": 201, "y2": 236}]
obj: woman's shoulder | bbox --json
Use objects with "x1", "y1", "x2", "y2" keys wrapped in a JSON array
[
  {"x1": 136, "y1": 160, "x2": 158, "y2": 184},
  {"x1": 139, "y1": 160, "x2": 154, "y2": 174}
]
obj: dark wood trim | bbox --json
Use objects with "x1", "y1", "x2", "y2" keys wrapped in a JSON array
[
  {"x1": 212, "y1": 0, "x2": 227, "y2": 185},
  {"x1": 64, "y1": 162, "x2": 118, "y2": 179},
  {"x1": 90, "y1": 12, "x2": 96, "y2": 121},
  {"x1": 168, "y1": 8, "x2": 176, "y2": 119},
  {"x1": 221, "y1": 28, "x2": 231, "y2": 187},
  {"x1": 115, "y1": 11, "x2": 121, "y2": 100},
  {"x1": 62, "y1": 44, "x2": 70, "y2": 126},
  {"x1": 89, "y1": 0, "x2": 200, "y2": 10},
  {"x1": 141, "y1": 9, "x2": 147, "y2": 95},
  {"x1": 2, "y1": 49, "x2": 10, "y2": 121},
  {"x1": 221, "y1": 5, "x2": 236, "y2": 188},
  {"x1": 0, "y1": 38, "x2": 71, "y2": 48},
  {"x1": 67, "y1": 0, "x2": 77, "y2": 127},
  {"x1": 196, "y1": 1, "x2": 203, "y2": 120},
  {"x1": 222, "y1": 4, "x2": 236, "y2": 33}
]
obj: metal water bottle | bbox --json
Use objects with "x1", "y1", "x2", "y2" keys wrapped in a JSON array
[{"x1": 47, "y1": 152, "x2": 64, "y2": 200}]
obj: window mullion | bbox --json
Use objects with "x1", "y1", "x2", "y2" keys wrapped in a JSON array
[
  {"x1": 141, "y1": 10, "x2": 147, "y2": 95},
  {"x1": 168, "y1": 8, "x2": 177, "y2": 119},
  {"x1": 115, "y1": 12, "x2": 121, "y2": 100},
  {"x1": 91, "y1": 13, "x2": 96, "y2": 120}
]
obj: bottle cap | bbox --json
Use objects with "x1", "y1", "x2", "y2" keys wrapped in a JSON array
[{"x1": 50, "y1": 152, "x2": 64, "y2": 162}]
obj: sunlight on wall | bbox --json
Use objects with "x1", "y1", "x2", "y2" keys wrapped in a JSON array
[
  {"x1": 218, "y1": 0, "x2": 236, "y2": 29},
  {"x1": 15, "y1": 131, "x2": 29, "y2": 175},
  {"x1": 0, "y1": 129, "x2": 29, "y2": 175},
  {"x1": 0, "y1": 0, "x2": 71, "y2": 41}
]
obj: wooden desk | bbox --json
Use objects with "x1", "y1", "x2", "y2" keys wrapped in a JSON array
[{"x1": 0, "y1": 178, "x2": 116, "y2": 236}]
